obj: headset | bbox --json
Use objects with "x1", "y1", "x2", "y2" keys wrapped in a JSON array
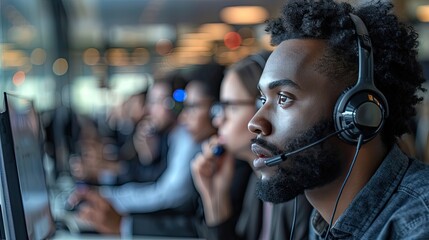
[
  {"x1": 333, "y1": 13, "x2": 389, "y2": 145},
  {"x1": 264, "y1": 15, "x2": 390, "y2": 167},
  {"x1": 285, "y1": 14, "x2": 391, "y2": 240},
  {"x1": 322, "y1": 13, "x2": 391, "y2": 240}
]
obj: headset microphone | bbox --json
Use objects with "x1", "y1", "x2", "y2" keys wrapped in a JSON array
[
  {"x1": 212, "y1": 145, "x2": 225, "y2": 156},
  {"x1": 264, "y1": 126, "x2": 351, "y2": 167}
]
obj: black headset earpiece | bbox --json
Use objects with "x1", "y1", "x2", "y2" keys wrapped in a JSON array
[{"x1": 333, "y1": 13, "x2": 389, "y2": 145}]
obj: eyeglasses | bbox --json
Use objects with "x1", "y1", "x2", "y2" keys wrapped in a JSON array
[
  {"x1": 182, "y1": 99, "x2": 213, "y2": 113},
  {"x1": 183, "y1": 102, "x2": 210, "y2": 109},
  {"x1": 147, "y1": 96, "x2": 176, "y2": 110},
  {"x1": 210, "y1": 100, "x2": 258, "y2": 119}
]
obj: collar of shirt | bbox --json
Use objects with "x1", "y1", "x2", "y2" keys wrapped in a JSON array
[{"x1": 310, "y1": 144, "x2": 409, "y2": 239}]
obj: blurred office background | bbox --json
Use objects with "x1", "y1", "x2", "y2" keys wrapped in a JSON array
[
  {"x1": 0, "y1": 0, "x2": 284, "y2": 114},
  {"x1": 1, "y1": 0, "x2": 427, "y2": 112},
  {"x1": 0, "y1": 0, "x2": 428, "y2": 166}
]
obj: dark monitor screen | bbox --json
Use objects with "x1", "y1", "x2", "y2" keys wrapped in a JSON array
[{"x1": 0, "y1": 92, "x2": 55, "y2": 240}]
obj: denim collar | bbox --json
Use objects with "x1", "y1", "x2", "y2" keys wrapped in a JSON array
[{"x1": 311, "y1": 144, "x2": 408, "y2": 238}]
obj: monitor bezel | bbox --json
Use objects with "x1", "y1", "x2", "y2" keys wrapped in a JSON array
[{"x1": 0, "y1": 92, "x2": 56, "y2": 240}]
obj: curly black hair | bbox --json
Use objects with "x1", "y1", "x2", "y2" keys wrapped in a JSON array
[{"x1": 266, "y1": 0, "x2": 426, "y2": 146}]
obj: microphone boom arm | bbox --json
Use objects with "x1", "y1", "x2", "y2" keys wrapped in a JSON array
[{"x1": 264, "y1": 127, "x2": 350, "y2": 167}]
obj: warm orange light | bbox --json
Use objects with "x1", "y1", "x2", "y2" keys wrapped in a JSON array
[
  {"x1": 131, "y1": 48, "x2": 150, "y2": 65},
  {"x1": 31, "y1": 48, "x2": 47, "y2": 65},
  {"x1": 176, "y1": 45, "x2": 211, "y2": 51},
  {"x1": 198, "y1": 23, "x2": 234, "y2": 40},
  {"x1": 220, "y1": 6, "x2": 268, "y2": 25},
  {"x1": 417, "y1": 5, "x2": 429, "y2": 22},
  {"x1": 12, "y1": 71, "x2": 26, "y2": 86},
  {"x1": 53, "y1": 58, "x2": 69, "y2": 75},
  {"x1": 105, "y1": 48, "x2": 129, "y2": 66},
  {"x1": 1, "y1": 50, "x2": 27, "y2": 67},
  {"x1": 177, "y1": 38, "x2": 211, "y2": 48},
  {"x1": 83, "y1": 48, "x2": 100, "y2": 65},
  {"x1": 224, "y1": 32, "x2": 242, "y2": 50}
]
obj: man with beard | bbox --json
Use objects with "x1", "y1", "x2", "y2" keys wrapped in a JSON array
[
  {"x1": 248, "y1": 0, "x2": 429, "y2": 239},
  {"x1": 191, "y1": 52, "x2": 313, "y2": 240},
  {"x1": 253, "y1": 121, "x2": 340, "y2": 204}
]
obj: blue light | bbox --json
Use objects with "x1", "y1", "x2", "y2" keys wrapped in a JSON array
[{"x1": 173, "y1": 89, "x2": 186, "y2": 102}]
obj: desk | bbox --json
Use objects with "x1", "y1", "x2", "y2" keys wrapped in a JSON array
[
  {"x1": 50, "y1": 183, "x2": 205, "y2": 240},
  {"x1": 52, "y1": 230, "x2": 205, "y2": 240}
]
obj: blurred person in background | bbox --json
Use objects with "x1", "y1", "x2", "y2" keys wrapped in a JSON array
[
  {"x1": 105, "y1": 90, "x2": 172, "y2": 185},
  {"x1": 106, "y1": 91, "x2": 148, "y2": 140},
  {"x1": 67, "y1": 70, "x2": 203, "y2": 237},
  {"x1": 68, "y1": 91, "x2": 165, "y2": 186},
  {"x1": 120, "y1": 61, "x2": 231, "y2": 237},
  {"x1": 180, "y1": 62, "x2": 254, "y2": 238},
  {"x1": 68, "y1": 91, "x2": 155, "y2": 186},
  {"x1": 42, "y1": 103, "x2": 81, "y2": 186},
  {"x1": 105, "y1": 91, "x2": 148, "y2": 162},
  {"x1": 69, "y1": 115, "x2": 123, "y2": 186},
  {"x1": 191, "y1": 52, "x2": 313, "y2": 240},
  {"x1": 180, "y1": 63, "x2": 223, "y2": 143}
]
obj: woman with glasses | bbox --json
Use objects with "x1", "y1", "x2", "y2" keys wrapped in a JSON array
[
  {"x1": 179, "y1": 62, "x2": 253, "y2": 235},
  {"x1": 179, "y1": 62, "x2": 225, "y2": 143},
  {"x1": 191, "y1": 52, "x2": 313, "y2": 240}
]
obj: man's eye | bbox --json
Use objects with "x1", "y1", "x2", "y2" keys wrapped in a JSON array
[
  {"x1": 258, "y1": 97, "x2": 266, "y2": 105},
  {"x1": 277, "y1": 94, "x2": 292, "y2": 107}
]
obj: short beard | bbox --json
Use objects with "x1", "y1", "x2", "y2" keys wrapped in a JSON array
[{"x1": 256, "y1": 120, "x2": 341, "y2": 203}]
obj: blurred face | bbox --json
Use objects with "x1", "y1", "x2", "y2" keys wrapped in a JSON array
[
  {"x1": 248, "y1": 39, "x2": 348, "y2": 203},
  {"x1": 180, "y1": 81, "x2": 217, "y2": 143},
  {"x1": 214, "y1": 71, "x2": 256, "y2": 161},
  {"x1": 125, "y1": 94, "x2": 146, "y2": 123},
  {"x1": 146, "y1": 83, "x2": 176, "y2": 132}
]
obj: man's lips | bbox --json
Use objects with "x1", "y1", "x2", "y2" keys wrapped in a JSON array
[
  {"x1": 251, "y1": 143, "x2": 274, "y2": 158},
  {"x1": 251, "y1": 143, "x2": 275, "y2": 169}
]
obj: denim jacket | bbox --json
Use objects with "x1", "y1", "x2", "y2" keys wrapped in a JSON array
[{"x1": 310, "y1": 144, "x2": 429, "y2": 240}]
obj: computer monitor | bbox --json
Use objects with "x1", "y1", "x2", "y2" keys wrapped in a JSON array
[{"x1": 0, "y1": 92, "x2": 56, "y2": 240}]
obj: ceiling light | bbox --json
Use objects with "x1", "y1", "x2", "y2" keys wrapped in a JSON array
[
  {"x1": 52, "y1": 58, "x2": 69, "y2": 76},
  {"x1": 417, "y1": 5, "x2": 429, "y2": 22},
  {"x1": 83, "y1": 48, "x2": 100, "y2": 65},
  {"x1": 224, "y1": 32, "x2": 242, "y2": 50},
  {"x1": 198, "y1": 23, "x2": 233, "y2": 40},
  {"x1": 220, "y1": 6, "x2": 268, "y2": 25}
]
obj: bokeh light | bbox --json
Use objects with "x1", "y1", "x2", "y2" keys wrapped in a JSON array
[
  {"x1": 12, "y1": 70, "x2": 26, "y2": 86},
  {"x1": 224, "y1": 32, "x2": 242, "y2": 50},
  {"x1": 52, "y1": 58, "x2": 69, "y2": 75}
]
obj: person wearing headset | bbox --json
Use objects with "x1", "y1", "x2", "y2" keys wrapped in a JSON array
[
  {"x1": 179, "y1": 61, "x2": 254, "y2": 237},
  {"x1": 67, "y1": 70, "x2": 203, "y2": 237},
  {"x1": 191, "y1": 52, "x2": 313, "y2": 240},
  {"x1": 248, "y1": 0, "x2": 428, "y2": 239}
]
